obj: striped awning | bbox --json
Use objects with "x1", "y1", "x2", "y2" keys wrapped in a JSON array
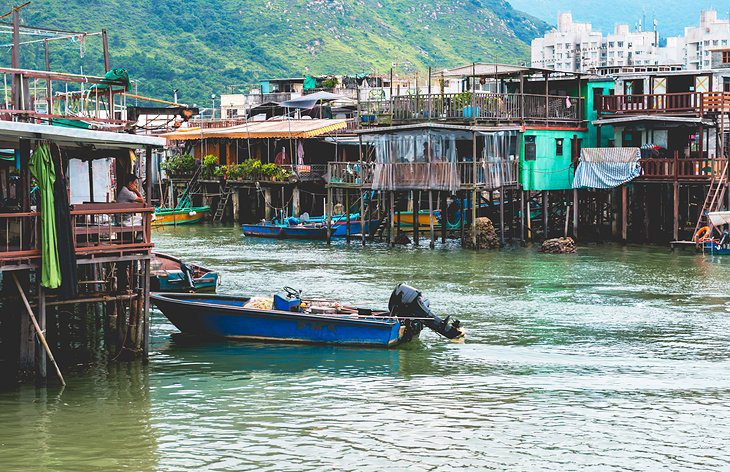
[
  {"x1": 162, "y1": 119, "x2": 349, "y2": 141},
  {"x1": 573, "y1": 147, "x2": 641, "y2": 189}
]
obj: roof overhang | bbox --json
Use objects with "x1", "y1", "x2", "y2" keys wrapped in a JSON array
[
  {"x1": 162, "y1": 119, "x2": 350, "y2": 141},
  {"x1": 0, "y1": 120, "x2": 165, "y2": 149},
  {"x1": 593, "y1": 115, "x2": 714, "y2": 127},
  {"x1": 355, "y1": 122, "x2": 521, "y2": 135},
  {"x1": 440, "y1": 63, "x2": 583, "y2": 79}
]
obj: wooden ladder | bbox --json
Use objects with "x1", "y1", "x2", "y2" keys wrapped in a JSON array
[
  {"x1": 693, "y1": 161, "x2": 728, "y2": 236},
  {"x1": 213, "y1": 183, "x2": 234, "y2": 222}
]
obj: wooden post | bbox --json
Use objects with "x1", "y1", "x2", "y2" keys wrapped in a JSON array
[
  {"x1": 292, "y1": 186, "x2": 300, "y2": 218},
  {"x1": 102, "y1": 29, "x2": 111, "y2": 72},
  {"x1": 264, "y1": 188, "x2": 272, "y2": 221},
  {"x1": 232, "y1": 190, "x2": 240, "y2": 223},
  {"x1": 413, "y1": 191, "x2": 420, "y2": 246},
  {"x1": 542, "y1": 191, "x2": 549, "y2": 238},
  {"x1": 345, "y1": 190, "x2": 351, "y2": 243},
  {"x1": 142, "y1": 258, "x2": 151, "y2": 359},
  {"x1": 88, "y1": 160, "x2": 95, "y2": 202},
  {"x1": 428, "y1": 190, "x2": 435, "y2": 248},
  {"x1": 573, "y1": 188, "x2": 579, "y2": 240},
  {"x1": 621, "y1": 185, "x2": 628, "y2": 243},
  {"x1": 389, "y1": 191, "x2": 395, "y2": 246},
  {"x1": 360, "y1": 189, "x2": 366, "y2": 246},
  {"x1": 12, "y1": 273, "x2": 65, "y2": 386},
  {"x1": 326, "y1": 187, "x2": 333, "y2": 244},
  {"x1": 440, "y1": 192, "x2": 447, "y2": 244},
  {"x1": 471, "y1": 132, "x2": 478, "y2": 247},
  {"x1": 44, "y1": 39, "x2": 53, "y2": 119},
  {"x1": 499, "y1": 185, "x2": 505, "y2": 245},
  {"x1": 36, "y1": 283, "x2": 46, "y2": 383},
  {"x1": 673, "y1": 181, "x2": 679, "y2": 241},
  {"x1": 471, "y1": 188, "x2": 478, "y2": 248},
  {"x1": 520, "y1": 190, "x2": 526, "y2": 243}
]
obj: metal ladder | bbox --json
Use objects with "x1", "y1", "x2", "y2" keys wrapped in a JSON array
[
  {"x1": 693, "y1": 161, "x2": 728, "y2": 237},
  {"x1": 213, "y1": 183, "x2": 234, "y2": 222}
]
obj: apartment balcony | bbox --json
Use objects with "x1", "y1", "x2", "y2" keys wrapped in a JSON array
[{"x1": 637, "y1": 154, "x2": 728, "y2": 182}]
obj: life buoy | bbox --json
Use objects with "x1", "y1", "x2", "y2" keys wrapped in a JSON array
[{"x1": 693, "y1": 226, "x2": 712, "y2": 242}]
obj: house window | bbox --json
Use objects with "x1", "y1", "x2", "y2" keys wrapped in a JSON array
[
  {"x1": 556, "y1": 138, "x2": 564, "y2": 156},
  {"x1": 525, "y1": 136, "x2": 537, "y2": 161},
  {"x1": 722, "y1": 50, "x2": 730, "y2": 64}
]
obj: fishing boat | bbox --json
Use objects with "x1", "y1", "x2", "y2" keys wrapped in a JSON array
[
  {"x1": 153, "y1": 206, "x2": 210, "y2": 226},
  {"x1": 152, "y1": 283, "x2": 464, "y2": 347},
  {"x1": 150, "y1": 252, "x2": 220, "y2": 293},
  {"x1": 242, "y1": 217, "x2": 380, "y2": 240},
  {"x1": 696, "y1": 211, "x2": 730, "y2": 254}
]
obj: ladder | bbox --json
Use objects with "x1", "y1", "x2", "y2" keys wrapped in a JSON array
[
  {"x1": 693, "y1": 161, "x2": 728, "y2": 237},
  {"x1": 213, "y1": 183, "x2": 234, "y2": 222}
]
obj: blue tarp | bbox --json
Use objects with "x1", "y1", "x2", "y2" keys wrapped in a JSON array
[{"x1": 573, "y1": 147, "x2": 641, "y2": 189}]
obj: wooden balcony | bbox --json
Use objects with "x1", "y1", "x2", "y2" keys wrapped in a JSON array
[
  {"x1": 362, "y1": 92, "x2": 584, "y2": 125},
  {"x1": 599, "y1": 92, "x2": 730, "y2": 116},
  {"x1": 0, "y1": 203, "x2": 153, "y2": 271},
  {"x1": 637, "y1": 155, "x2": 728, "y2": 182}
]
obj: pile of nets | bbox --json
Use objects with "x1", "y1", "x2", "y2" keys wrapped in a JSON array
[
  {"x1": 539, "y1": 237, "x2": 577, "y2": 254},
  {"x1": 465, "y1": 217, "x2": 500, "y2": 250}
]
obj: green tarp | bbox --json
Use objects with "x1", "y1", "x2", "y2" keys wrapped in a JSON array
[
  {"x1": 90, "y1": 68, "x2": 130, "y2": 92},
  {"x1": 303, "y1": 76, "x2": 317, "y2": 90},
  {"x1": 29, "y1": 144, "x2": 61, "y2": 289}
]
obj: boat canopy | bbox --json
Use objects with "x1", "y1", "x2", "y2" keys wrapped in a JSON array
[{"x1": 709, "y1": 211, "x2": 730, "y2": 227}]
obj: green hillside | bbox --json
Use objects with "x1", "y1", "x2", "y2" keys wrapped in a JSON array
[{"x1": 6, "y1": 0, "x2": 547, "y2": 104}]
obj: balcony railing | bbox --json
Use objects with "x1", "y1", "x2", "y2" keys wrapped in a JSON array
[
  {"x1": 370, "y1": 92, "x2": 583, "y2": 124},
  {"x1": 638, "y1": 155, "x2": 728, "y2": 181},
  {"x1": 599, "y1": 92, "x2": 703, "y2": 115},
  {"x1": 0, "y1": 203, "x2": 153, "y2": 270},
  {"x1": 280, "y1": 164, "x2": 328, "y2": 182}
]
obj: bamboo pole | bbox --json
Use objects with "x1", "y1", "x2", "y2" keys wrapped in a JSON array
[{"x1": 12, "y1": 273, "x2": 65, "y2": 386}]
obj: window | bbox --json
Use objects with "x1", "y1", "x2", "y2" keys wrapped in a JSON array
[
  {"x1": 618, "y1": 41, "x2": 624, "y2": 48},
  {"x1": 525, "y1": 136, "x2": 537, "y2": 161},
  {"x1": 555, "y1": 138, "x2": 564, "y2": 156},
  {"x1": 723, "y1": 51, "x2": 730, "y2": 64}
]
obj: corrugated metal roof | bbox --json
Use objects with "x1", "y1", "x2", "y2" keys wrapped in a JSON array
[
  {"x1": 0, "y1": 120, "x2": 165, "y2": 149},
  {"x1": 162, "y1": 119, "x2": 349, "y2": 141}
]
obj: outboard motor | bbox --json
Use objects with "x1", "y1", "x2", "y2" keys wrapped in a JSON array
[{"x1": 388, "y1": 283, "x2": 464, "y2": 339}]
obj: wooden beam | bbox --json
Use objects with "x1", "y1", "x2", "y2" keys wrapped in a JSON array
[{"x1": 621, "y1": 185, "x2": 628, "y2": 243}]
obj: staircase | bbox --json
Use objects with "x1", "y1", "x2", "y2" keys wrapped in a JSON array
[
  {"x1": 693, "y1": 161, "x2": 728, "y2": 238},
  {"x1": 213, "y1": 183, "x2": 234, "y2": 222}
]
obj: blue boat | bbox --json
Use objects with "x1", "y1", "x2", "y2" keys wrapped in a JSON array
[
  {"x1": 242, "y1": 218, "x2": 380, "y2": 240},
  {"x1": 150, "y1": 253, "x2": 220, "y2": 293},
  {"x1": 152, "y1": 284, "x2": 464, "y2": 347}
]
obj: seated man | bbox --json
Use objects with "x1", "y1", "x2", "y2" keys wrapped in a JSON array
[{"x1": 117, "y1": 174, "x2": 144, "y2": 204}]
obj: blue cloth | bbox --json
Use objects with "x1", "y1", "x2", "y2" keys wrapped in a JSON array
[{"x1": 573, "y1": 148, "x2": 641, "y2": 189}]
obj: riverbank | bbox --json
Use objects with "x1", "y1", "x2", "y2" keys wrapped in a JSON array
[{"x1": 0, "y1": 224, "x2": 729, "y2": 470}]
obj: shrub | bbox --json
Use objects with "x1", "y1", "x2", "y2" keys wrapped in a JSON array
[
  {"x1": 201, "y1": 154, "x2": 219, "y2": 179},
  {"x1": 161, "y1": 153, "x2": 196, "y2": 176}
]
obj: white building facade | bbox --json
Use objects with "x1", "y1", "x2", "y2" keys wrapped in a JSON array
[{"x1": 532, "y1": 10, "x2": 730, "y2": 73}]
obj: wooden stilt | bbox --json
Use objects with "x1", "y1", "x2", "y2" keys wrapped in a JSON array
[
  {"x1": 36, "y1": 282, "x2": 46, "y2": 383},
  {"x1": 389, "y1": 191, "x2": 395, "y2": 246},
  {"x1": 345, "y1": 190, "x2": 351, "y2": 243},
  {"x1": 413, "y1": 191, "x2": 420, "y2": 246},
  {"x1": 440, "y1": 192, "x2": 447, "y2": 244},
  {"x1": 460, "y1": 191, "x2": 466, "y2": 247},
  {"x1": 471, "y1": 188, "x2": 477, "y2": 248},
  {"x1": 428, "y1": 190, "x2": 435, "y2": 249},
  {"x1": 673, "y1": 181, "x2": 679, "y2": 242},
  {"x1": 542, "y1": 191, "x2": 549, "y2": 239},
  {"x1": 621, "y1": 185, "x2": 628, "y2": 243},
  {"x1": 499, "y1": 185, "x2": 505, "y2": 245},
  {"x1": 572, "y1": 188, "x2": 579, "y2": 240},
  {"x1": 326, "y1": 187, "x2": 333, "y2": 244},
  {"x1": 12, "y1": 274, "x2": 65, "y2": 386},
  {"x1": 360, "y1": 189, "x2": 366, "y2": 246}
]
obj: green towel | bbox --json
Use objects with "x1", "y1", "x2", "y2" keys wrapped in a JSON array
[{"x1": 29, "y1": 144, "x2": 61, "y2": 289}]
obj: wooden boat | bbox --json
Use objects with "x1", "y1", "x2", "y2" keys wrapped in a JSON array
[
  {"x1": 150, "y1": 252, "x2": 219, "y2": 293},
  {"x1": 153, "y1": 206, "x2": 210, "y2": 226},
  {"x1": 152, "y1": 284, "x2": 464, "y2": 347}
]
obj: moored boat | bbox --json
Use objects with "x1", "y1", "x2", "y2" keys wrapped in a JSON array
[
  {"x1": 152, "y1": 284, "x2": 464, "y2": 347},
  {"x1": 242, "y1": 218, "x2": 381, "y2": 240},
  {"x1": 153, "y1": 206, "x2": 210, "y2": 226},
  {"x1": 151, "y1": 252, "x2": 220, "y2": 293}
]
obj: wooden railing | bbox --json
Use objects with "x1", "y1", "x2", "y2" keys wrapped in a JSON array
[
  {"x1": 0, "y1": 204, "x2": 153, "y2": 268},
  {"x1": 638, "y1": 155, "x2": 728, "y2": 181},
  {"x1": 280, "y1": 164, "x2": 328, "y2": 182},
  {"x1": 374, "y1": 92, "x2": 583, "y2": 123},
  {"x1": 327, "y1": 162, "x2": 375, "y2": 187},
  {"x1": 598, "y1": 92, "x2": 729, "y2": 115}
]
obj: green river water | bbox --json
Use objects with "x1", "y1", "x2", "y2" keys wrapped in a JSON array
[{"x1": 1, "y1": 224, "x2": 730, "y2": 471}]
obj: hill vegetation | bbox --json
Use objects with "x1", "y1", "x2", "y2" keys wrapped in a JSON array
[{"x1": 3, "y1": 0, "x2": 546, "y2": 104}]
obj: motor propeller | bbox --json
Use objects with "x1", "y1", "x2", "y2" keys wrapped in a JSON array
[{"x1": 388, "y1": 283, "x2": 464, "y2": 339}]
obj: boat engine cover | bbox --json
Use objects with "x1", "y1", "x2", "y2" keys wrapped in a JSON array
[{"x1": 389, "y1": 283, "x2": 464, "y2": 339}]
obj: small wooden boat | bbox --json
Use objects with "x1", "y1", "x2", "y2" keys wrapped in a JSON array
[
  {"x1": 150, "y1": 252, "x2": 219, "y2": 293},
  {"x1": 152, "y1": 284, "x2": 464, "y2": 347},
  {"x1": 153, "y1": 206, "x2": 210, "y2": 226}
]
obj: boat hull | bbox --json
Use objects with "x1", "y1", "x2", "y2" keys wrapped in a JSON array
[
  {"x1": 150, "y1": 252, "x2": 219, "y2": 293},
  {"x1": 152, "y1": 294, "x2": 410, "y2": 347},
  {"x1": 243, "y1": 220, "x2": 381, "y2": 240},
  {"x1": 153, "y1": 207, "x2": 210, "y2": 226}
]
